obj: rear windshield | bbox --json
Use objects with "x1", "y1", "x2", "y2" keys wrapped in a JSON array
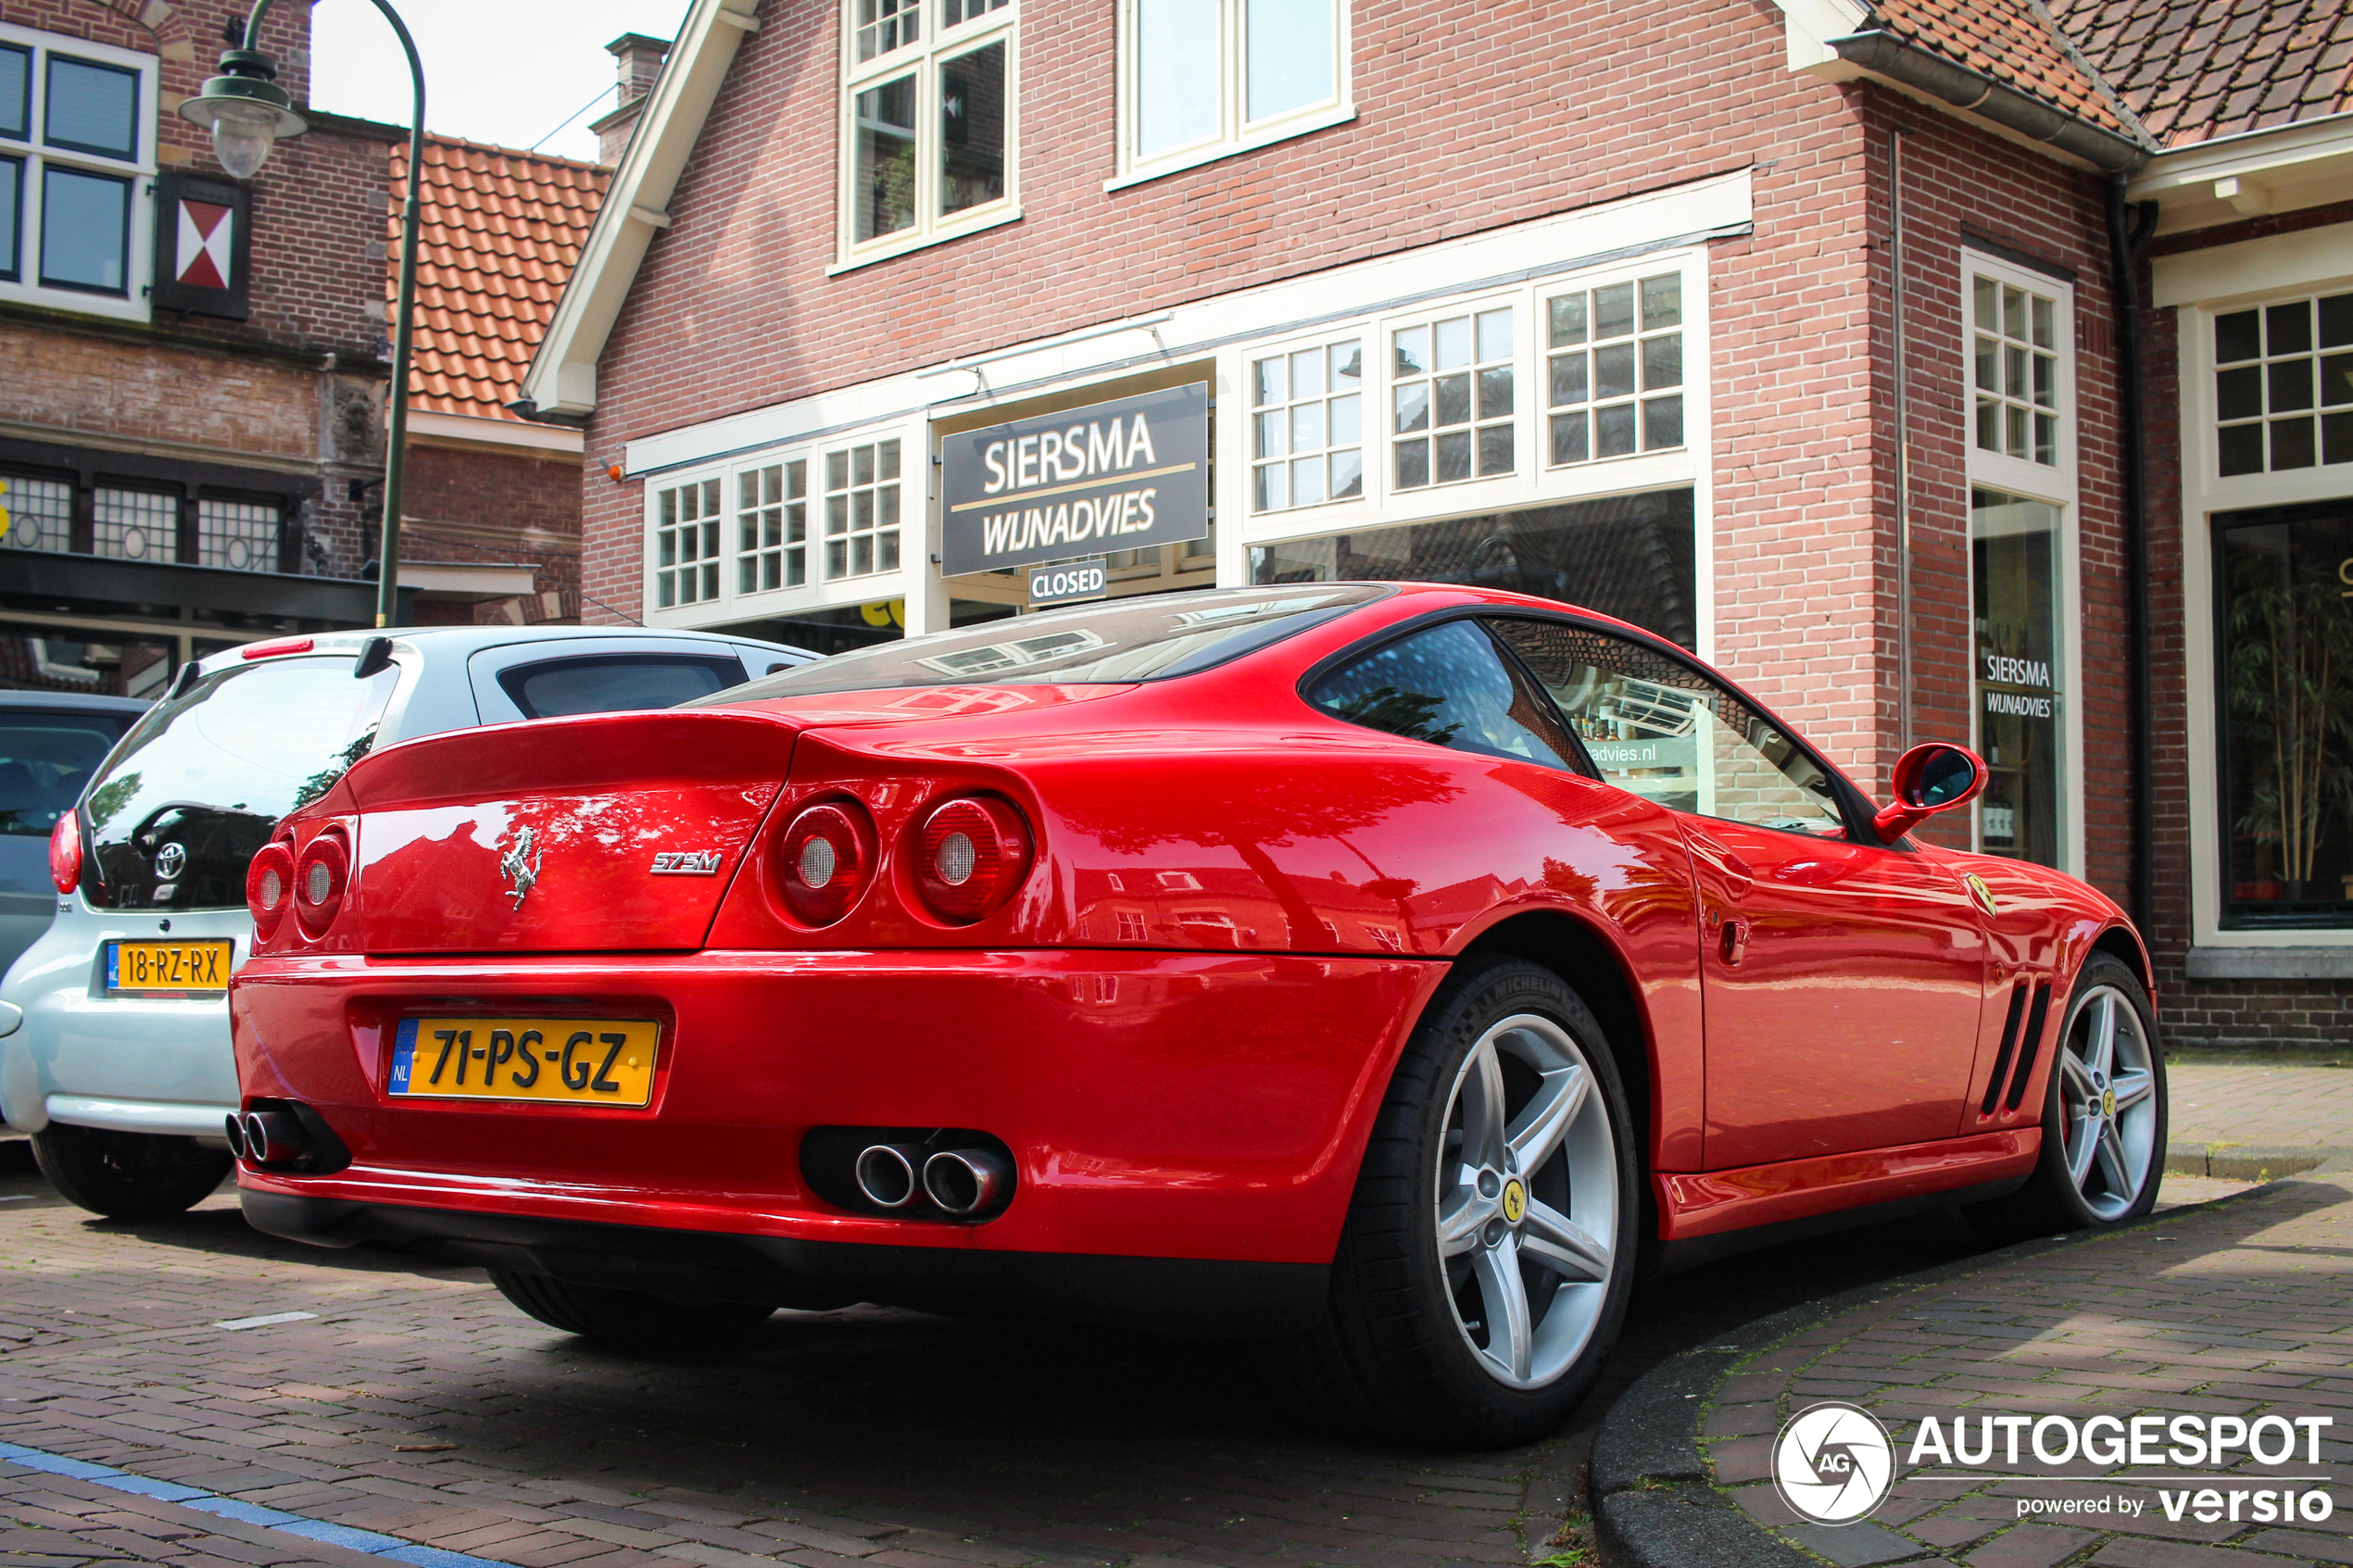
[
  {"x1": 81, "y1": 656, "x2": 397, "y2": 909},
  {"x1": 693, "y1": 585, "x2": 1388, "y2": 702},
  {"x1": 498, "y1": 653, "x2": 747, "y2": 719},
  {"x1": 0, "y1": 707, "x2": 139, "y2": 901}
]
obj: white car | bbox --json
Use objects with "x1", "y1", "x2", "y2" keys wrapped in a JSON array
[{"x1": 0, "y1": 624, "x2": 812, "y2": 1219}]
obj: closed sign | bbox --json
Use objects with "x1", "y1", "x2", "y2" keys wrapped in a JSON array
[
  {"x1": 939, "y1": 383, "x2": 1209, "y2": 575},
  {"x1": 1028, "y1": 558, "x2": 1108, "y2": 606}
]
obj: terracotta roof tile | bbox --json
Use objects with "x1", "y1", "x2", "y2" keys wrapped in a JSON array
[
  {"x1": 2056, "y1": 0, "x2": 2352, "y2": 146},
  {"x1": 389, "y1": 134, "x2": 610, "y2": 421},
  {"x1": 1861, "y1": 0, "x2": 2133, "y2": 135}
]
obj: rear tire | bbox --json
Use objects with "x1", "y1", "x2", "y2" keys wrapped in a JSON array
[
  {"x1": 1965, "y1": 953, "x2": 2166, "y2": 1246},
  {"x1": 488, "y1": 1270, "x2": 777, "y2": 1352},
  {"x1": 1264, "y1": 957, "x2": 1640, "y2": 1446},
  {"x1": 31, "y1": 1123, "x2": 232, "y2": 1220}
]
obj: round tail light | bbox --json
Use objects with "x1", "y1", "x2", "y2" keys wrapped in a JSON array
[
  {"x1": 48, "y1": 812, "x2": 81, "y2": 895},
  {"x1": 776, "y1": 801, "x2": 875, "y2": 926},
  {"x1": 294, "y1": 830, "x2": 350, "y2": 936},
  {"x1": 913, "y1": 797, "x2": 1032, "y2": 924},
  {"x1": 247, "y1": 841, "x2": 296, "y2": 939}
]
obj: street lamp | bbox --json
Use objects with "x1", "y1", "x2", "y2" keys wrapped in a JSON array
[{"x1": 182, "y1": 0, "x2": 425, "y2": 629}]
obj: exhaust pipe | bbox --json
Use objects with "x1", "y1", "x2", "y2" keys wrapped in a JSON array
[
  {"x1": 924, "y1": 1148, "x2": 1011, "y2": 1217},
  {"x1": 242, "y1": 1109, "x2": 308, "y2": 1167},
  {"x1": 222, "y1": 1113, "x2": 247, "y2": 1159},
  {"x1": 853, "y1": 1143, "x2": 928, "y2": 1208}
]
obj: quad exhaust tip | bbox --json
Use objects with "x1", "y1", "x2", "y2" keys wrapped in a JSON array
[{"x1": 850, "y1": 1140, "x2": 1013, "y2": 1218}]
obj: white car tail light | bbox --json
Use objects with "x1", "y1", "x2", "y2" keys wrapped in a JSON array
[{"x1": 49, "y1": 813, "x2": 80, "y2": 895}]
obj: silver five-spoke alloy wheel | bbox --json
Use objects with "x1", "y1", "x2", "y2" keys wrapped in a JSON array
[
  {"x1": 2057, "y1": 984, "x2": 2158, "y2": 1221},
  {"x1": 1435, "y1": 1013, "x2": 1617, "y2": 1389}
]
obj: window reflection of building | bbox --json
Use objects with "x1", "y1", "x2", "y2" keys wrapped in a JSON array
[
  {"x1": 1972, "y1": 487, "x2": 2064, "y2": 869},
  {"x1": 2213, "y1": 505, "x2": 2353, "y2": 929}
]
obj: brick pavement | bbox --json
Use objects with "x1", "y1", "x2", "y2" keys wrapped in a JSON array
[
  {"x1": 0, "y1": 1169, "x2": 1570, "y2": 1568},
  {"x1": 1700, "y1": 1174, "x2": 2353, "y2": 1566},
  {"x1": 2167, "y1": 1068, "x2": 2353, "y2": 1159}
]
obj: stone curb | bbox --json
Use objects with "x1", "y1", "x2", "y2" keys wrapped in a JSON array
[
  {"x1": 2162, "y1": 1141, "x2": 2353, "y2": 1179},
  {"x1": 1585, "y1": 1179, "x2": 2295, "y2": 1568}
]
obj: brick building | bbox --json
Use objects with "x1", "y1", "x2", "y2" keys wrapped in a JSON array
[
  {"x1": 522, "y1": 0, "x2": 2352, "y2": 1047},
  {"x1": 0, "y1": 0, "x2": 602, "y2": 692}
]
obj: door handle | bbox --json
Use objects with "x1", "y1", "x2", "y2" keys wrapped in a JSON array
[{"x1": 1719, "y1": 915, "x2": 1750, "y2": 966}]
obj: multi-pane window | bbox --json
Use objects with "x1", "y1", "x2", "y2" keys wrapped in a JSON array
[
  {"x1": 0, "y1": 30, "x2": 150, "y2": 307},
  {"x1": 197, "y1": 497, "x2": 278, "y2": 571},
  {"x1": 1972, "y1": 276, "x2": 2060, "y2": 468},
  {"x1": 1392, "y1": 307, "x2": 1513, "y2": 490},
  {"x1": 738, "y1": 460, "x2": 809, "y2": 593},
  {"x1": 2214, "y1": 293, "x2": 2353, "y2": 477},
  {"x1": 842, "y1": 0, "x2": 1013, "y2": 257},
  {"x1": 93, "y1": 487, "x2": 171, "y2": 561},
  {"x1": 654, "y1": 478, "x2": 722, "y2": 608},
  {"x1": 1548, "y1": 274, "x2": 1683, "y2": 465},
  {"x1": 824, "y1": 439, "x2": 902, "y2": 580},
  {"x1": 0, "y1": 472, "x2": 70, "y2": 551},
  {"x1": 1252, "y1": 338, "x2": 1362, "y2": 512},
  {"x1": 1126, "y1": 0, "x2": 1340, "y2": 175}
]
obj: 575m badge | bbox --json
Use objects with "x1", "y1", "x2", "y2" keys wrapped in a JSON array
[{"x1": 650, "y1": 850, "x2": 723, "y2": 875}]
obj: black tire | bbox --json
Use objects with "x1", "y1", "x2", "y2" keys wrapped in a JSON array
[
  {"x1": 1965, "y1": 953, "x2": 2167, "y2": 1246},
  {"x1": 1263, "y1": 956, "x2": 1641, "y2": 1446},
  {"x1": 488, "y1": 1270, "x2": 777, "y2": 1352},
  {"x1": 30, "y1": 1123, "x2": 232, "y2": 1220}
]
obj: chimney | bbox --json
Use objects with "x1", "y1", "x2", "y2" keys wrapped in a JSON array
[{"x1": 594, "y1": 33, "x2": 671, "y2": 166}]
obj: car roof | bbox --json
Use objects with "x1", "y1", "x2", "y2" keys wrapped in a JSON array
[
  {"x1": 0, "y1": 688, "x2": 153, "y2": 713},
  {"x1": 189, "y1": 623, "x2": 810, "y2": 676}
]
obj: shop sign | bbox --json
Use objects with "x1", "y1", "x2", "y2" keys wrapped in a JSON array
[
  {"x1": 1027, "y1": 558, "x2": 1108, "y2": 607},
  {"x1": 939, "y1": 384, "x2": 1208, "y2": 575}
]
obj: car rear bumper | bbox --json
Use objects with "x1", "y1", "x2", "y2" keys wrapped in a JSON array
[
  {"x1": 231, "y1": 947, "x2": 1441, "y2": 1271},
  {"x1": 242, "y1": 1191, "x2": 1329, "y2": 1335}
]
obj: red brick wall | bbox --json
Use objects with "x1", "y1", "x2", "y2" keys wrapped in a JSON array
[{"x1": 402, "y1": 441, "x2": 585, "y2": 622}]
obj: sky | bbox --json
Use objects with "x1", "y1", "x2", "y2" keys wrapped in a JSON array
[{"x1": 308, "y1": 0, "x2": 694, "y2": 166}]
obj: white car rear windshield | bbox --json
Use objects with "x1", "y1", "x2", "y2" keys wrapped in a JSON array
[{"x1": 697, "y1": 585, "x2": 1389, "y2": 701}]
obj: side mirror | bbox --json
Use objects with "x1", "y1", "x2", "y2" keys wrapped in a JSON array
[{"x1": 1873, "y1": 743, "x2": 1988, "y2": 845}]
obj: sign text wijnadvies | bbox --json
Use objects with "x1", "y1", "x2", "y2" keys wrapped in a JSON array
[{"x1": 939, "y1": 384, "x2": 1208, "y2": 575}]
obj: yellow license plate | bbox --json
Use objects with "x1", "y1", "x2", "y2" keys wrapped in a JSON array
[
  {"x1": 106, "y1": 939, "x2": 233, "y2": 993},
  {"x1": 388, "y1": 1017, "x2": 660, "y2": 1106}
]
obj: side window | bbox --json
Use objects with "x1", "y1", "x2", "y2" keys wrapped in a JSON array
[
  {"x1": 1307, "y1": 619, "x2": 1580, "y2": 771},
  {"x1": 497, "y1": 656, "x2": 749, "y2": 720},
  {"x1": 1489, "y1": 619, "x2": 1845, "y2": 834}
]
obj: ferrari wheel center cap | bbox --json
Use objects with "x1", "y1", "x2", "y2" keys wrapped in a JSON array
[
  {"x1": 1500, "y1": 1177, "x2": 1527, "y2": 1227},
  {"x1": 2102, "y1": 1088, "x2": 2117, "y2": 1118}
]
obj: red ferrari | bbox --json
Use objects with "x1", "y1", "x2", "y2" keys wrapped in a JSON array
[{"x1": 229, "y1": 583, "x2": 2164, "y2": 1444}]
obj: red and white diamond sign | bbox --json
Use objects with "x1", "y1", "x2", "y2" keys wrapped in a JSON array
[{"x1": 174, "y1": 199, "x2": 234, "y2": 291}]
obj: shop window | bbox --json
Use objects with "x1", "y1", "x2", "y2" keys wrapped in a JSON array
[
  {"x1": 1250, "y1": 489, "x2": 1699, "y2": 650},
  {"x1": 2214, "y1": 506, "x2": 2353, "y2": 929},
  {"x1": 2214, "y1": 293, "x2": 2353, "y2": 477},
  {"x1": 1121, "y1": 0, "x2": 1341, "y2": 182},
  {"x1": 92, "y1": 486, "x2": 173, "y2": 562},
  {"x1": 1971, "y1": 488, "x2": 2066, "y2": 869},
  {"x1": 1392, "y1": 307, "x2": 1513, "y2": 491},
  {"x1": 1547, "y1": 273, "x2": 1682, "y2": 465},
  {"x1": 739, "y1": 459, "x2": 809, "y2": 594},
  {"x1": 1251, "y1": 337, "x2": 1362, "y2": 512},
  {"x1": 825, "y1": 439, "x2": 902, "y2": 580},
  {"x1": 0, "y1": 471, "x2": 71, "y2": 551},
  {"x1": 1971, "y1": 274, "x2": 2061, "y2": 467},
  {"x1": 841, "y1": 0, "x2": 1014, "y2": 263},
  {"x1": 197, "y1": 496, "x2": 279, "y2": 571},
  {"x1": 654, "y1": 477, "x2": 723, "y2": 609},
  {"x1": 0, "y1": 27, "x2": 153, "y2": 314}
]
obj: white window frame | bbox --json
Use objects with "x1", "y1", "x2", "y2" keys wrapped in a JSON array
[
  {"x1": 0, "y1": 21, "x2": 156, "y2": 324},
  {"x1": 1960, "y1": 250, "x2": 2083, "y2": 881},
  {"x1": 2171, "y1": 253, "x2": 2353, "y2": 950},
  {"x1": 1108, "y1": 0, "x2": 1353, "y2": 191},
  {"x1": 1224, "y1": 250, "x2": 1711, "y2": 646},
  {"x1": 639, "y1": 419, "x2": 925, "y2": 631},
  {"x1": 832, "y1": 0, "x2": 1019, "y2": 273}
]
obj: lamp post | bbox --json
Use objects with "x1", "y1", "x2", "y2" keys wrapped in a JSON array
[{"x1": 182, "y1": 0, "x2": 424, "y2": 629}]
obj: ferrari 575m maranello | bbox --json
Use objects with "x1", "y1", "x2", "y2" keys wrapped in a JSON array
[{"x1": 227, "y1": 583, "x2": 2164, "y2": 1444}]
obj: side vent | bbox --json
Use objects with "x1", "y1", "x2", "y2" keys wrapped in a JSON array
[
  {"x1": 1979, "y1": 981, "x2": 2031, "y2": 1116},
  {"x1": 2003, "y1": 980, "x2": 2055, "y2": 1112}
]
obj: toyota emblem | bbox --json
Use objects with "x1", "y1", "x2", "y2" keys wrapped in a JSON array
[{"x1": 155, "y1": 842, "x2": 186, "y2": 882}]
